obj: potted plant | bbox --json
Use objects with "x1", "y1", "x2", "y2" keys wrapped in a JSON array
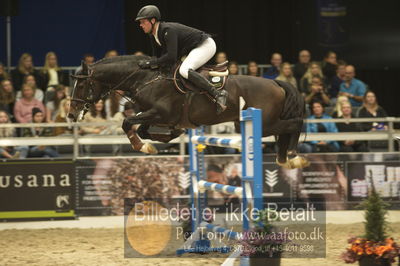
[
  {"x1": 341, "y1": 172, "x2": 400, "y2": 265},
  {"x1": 238, "y1": 209, "x2": 289, "y2": 266}
]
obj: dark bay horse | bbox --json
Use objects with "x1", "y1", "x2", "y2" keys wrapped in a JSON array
[{"x1": 68, "y1": 55, "x2": 309, "y2": 169}]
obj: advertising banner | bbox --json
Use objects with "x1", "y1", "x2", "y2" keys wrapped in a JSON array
[
  {"x1": 346, "y1": 161, "x2": 400, "y2": 202},
  {"x1": 0, "y1": 159, "x2": 75, "y2": 220}
]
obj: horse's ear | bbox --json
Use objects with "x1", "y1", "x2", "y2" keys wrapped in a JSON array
[{"x1": 81, "y1": 60, "x2": 89, "y2": 74}]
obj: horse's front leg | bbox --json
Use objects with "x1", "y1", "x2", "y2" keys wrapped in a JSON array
[{"x1": 122, "y1": 109, "x2": 162, "y2": 154}]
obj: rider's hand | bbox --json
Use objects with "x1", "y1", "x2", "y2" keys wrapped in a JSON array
[
  {"x1": 138, "y1": 60, "x2": 152, "y2": 69},
  {"x1": 138, "y1": 59, "x2": 158, "y2": 69}
]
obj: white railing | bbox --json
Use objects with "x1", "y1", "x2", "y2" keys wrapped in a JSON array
[{"x1": 0, "y1": 117, "x2": 399, "y2": 159}]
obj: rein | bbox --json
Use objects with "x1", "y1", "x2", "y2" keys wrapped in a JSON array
[{"x1": 71, "y1": 67, "x2": 169, "y2": 115}]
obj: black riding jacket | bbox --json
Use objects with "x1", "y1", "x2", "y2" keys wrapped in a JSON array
[{"x1": 149, "y1": 22, "x2": 210, "y2": 66}]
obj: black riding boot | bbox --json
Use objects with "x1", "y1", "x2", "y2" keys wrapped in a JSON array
[{"x1": 187, "y1": 69, "x2": 228, "y2": 114}]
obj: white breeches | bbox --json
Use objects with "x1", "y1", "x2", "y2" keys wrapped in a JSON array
[{"x1": 179, "y1": 37, "x2": 216, "y2": 79}]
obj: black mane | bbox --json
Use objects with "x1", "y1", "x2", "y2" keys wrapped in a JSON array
[{"x1": 91, "y1": 54, "x2": 151, "y2": 66}]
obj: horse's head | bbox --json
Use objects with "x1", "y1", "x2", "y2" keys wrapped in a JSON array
[{"x1": 68, "y1": 61, "x2": 104, "y2": 122}]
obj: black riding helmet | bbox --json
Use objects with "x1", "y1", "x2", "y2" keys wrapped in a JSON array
[{"x1": 135, "y1": 5, "x2": 161, "y2": 21}]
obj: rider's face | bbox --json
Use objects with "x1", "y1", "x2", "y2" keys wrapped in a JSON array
[{"x1": 139, "y1": 19, "x2": 153, "y2": 34}]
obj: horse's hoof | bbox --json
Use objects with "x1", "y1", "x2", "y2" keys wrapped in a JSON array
[
  {"x1": 288, "y1": 155, "x2": 310, "y2": 169},
  {"x1": 276, "y1": 158, "x2": 292, "y2": 169},
  {"x1": 139, "y1": 143, "x2": 158, "y2": 154}
]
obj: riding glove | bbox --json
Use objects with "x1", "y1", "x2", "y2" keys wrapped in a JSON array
[{"x1": 138, "y1": 59, "x2": 158, "y2": 69}]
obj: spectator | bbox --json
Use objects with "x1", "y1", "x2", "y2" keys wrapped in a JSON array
[
  {"x1": 299, "y1": 101, "x2": 339, "y2": 153},
  {"x1": 263, "y1": 53, "x2": 282, "y2": 79},
  {"x1": 0, "y1": 79, "x2": 16, "y2": 116},
  {"x1": 328, "y1": 60, "x2": 347, "y2": 102},
  {"x1": 75, "y1": 53, "x2": 95, "y2": 74},
  {"x1": 46, "y1": 85, "x2": 67, "y2": 122},
  {"x1": 246, "y1": 61, "x2": 260, "y2": 77},
  {"x1": 357, "y1": 90, "x2": 388, "y2": 131},
  {"x1": 111, "y1": 102, "x2": 135, "y2": 135},
  {"x1": 133, "y1": 51, "x2": 144, "y2": 56},
  {"x1": 336, "y1": 101, "x2": 368, "y2": 152},
  {"x1": 0, "y1": 62, "x2": 9, "y2": 82},
  {"x1": 105, "y1": 50, "x2": 119, "y2": 58},
  {"x1": 293, "y1": 50, "x2": 311, "y2": 84},
  {"x1": 41, "y1": 51, "x2": 69, "y2": 91},
  {"x1": 80, "y1": 100, "x2": 109, "y2": 135},
  {"x1": 13, "y1": 84, "x2": 45, "y2": 123},
  {"x1": 228, "y1": 61, "x2": 239, "y2": 75},
  {"x1": 339, "y1": 65, "x2": 366, "y2": 107},
  {"x1": 110, "y1": 102, "x2": 135, "y2": 155},
  {"x1": 16, "y1": 75, "x2": 44, "y2": 102},
  {"x1": 215, "y1": 52, "x2": 227, "y2": 64},
  {"x1": 321, "y1": 51, "x2": 337, "y2": 85},
  {"x1": 105, "y1": 90, "x2": 128, "y2": 119},
  {"x1": 54, "y1": 98, "x2": 73, "y2": 136},
  {"x1": 276, "y1": 62, "x2": 297, "y2": 89},
  {"x1": 11, "y1": 53, "x2": 43, "y2": 91},
  {"x1": 304, "y1": 76, "x2": 330, "y2": 106},
  {"x1": 299, "y1": 62, "x2": 325, "y2": 95},
  {"x1": 21, "y1": 107, "x2": 59, "y2": 158},
  {"x1": 331, "y1": 95, "x2": 350, "y2": 118},
  {"x1": 0, "y1": 111, "x2": 28, "y2": 159}
]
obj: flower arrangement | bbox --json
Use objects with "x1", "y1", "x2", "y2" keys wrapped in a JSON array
[
  {"x1": 342, "y1": 237, "x2": 399, "y2": 263},
  {"x1": 341, "y1": 170, "x2": 400, "y2": 264}
]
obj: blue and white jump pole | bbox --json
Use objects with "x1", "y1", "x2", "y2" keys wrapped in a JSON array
[{"x1": 177, "y1": 107, "x2": 264, "y2": 257}]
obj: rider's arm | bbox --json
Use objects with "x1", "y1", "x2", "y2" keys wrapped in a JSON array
[{"x1": 154, "y1": 28, "x2": 178, "y2": 65}]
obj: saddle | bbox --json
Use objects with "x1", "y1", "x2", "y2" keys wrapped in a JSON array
[{"x1": 173, "y1": 61, "x2": 229, "y2": 94}]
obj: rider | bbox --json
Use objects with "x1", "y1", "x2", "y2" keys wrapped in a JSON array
[{"x1": 135, "y1": 5, "x2": 228, "y2": 114}]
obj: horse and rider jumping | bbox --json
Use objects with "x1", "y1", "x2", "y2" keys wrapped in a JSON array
[{"x1": 68, "y1": 5, "x2": 309, "y2": 169}]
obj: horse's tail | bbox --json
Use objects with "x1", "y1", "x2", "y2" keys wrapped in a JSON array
[{"x1": 274, "y1": 80, "x2": 305, "y2": 120}]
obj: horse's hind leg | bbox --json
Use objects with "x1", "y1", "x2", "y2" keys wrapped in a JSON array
[
  {"x1": 276, "y1": 134, "x2": 291, "y2": 166},
  {"x1": 287, "y1": 131, "x2": 310, "y2": 168}
]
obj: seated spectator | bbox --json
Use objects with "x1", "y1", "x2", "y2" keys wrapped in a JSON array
[
  {"x1": 246, "y1": 61, "x2": 260, "y2": 77},
  {"x1": 54, "y1": 98, "x2": 73, "y2": 136},
  {"x1": 105, "y1": 49, "x2": 119, "y2": 58},
  {"x1": 11, "y1": 53, "x2": 43, "y2": 91},
  {"x1": 299, "y1": 101, "x2": 339, "y2": 153},
  {"x1": 228, "y1": 61, "x2": 239, "y2": 75},
  {"x1": 40, "y1": 52, "x2": 69, "y2": 91},
  {"x1": 293, "y1": 50, "x2": 311, "y2": 85},
  {"x1": 21, "y1": 107, "x2": 59, "y2": 158},
  {"x1": 300, "y1": 62, "x2": 325, "y2": 95},
  {"x1": 111, "y1": 102, "x2": 135, "y2": 135},
  {"x1": 276, "y1": 62, "x2": 297, "y2": 89},
  {"x1": 336, "y1": 101, "x2": 368, "y2": 152},
  {"x1": 105, "y1": 90, "x2": 128, "y2": 119},
  {"x1": 16, "y1": 75, "x2": 44, "y2": 102},
  {"x1": 357, "y1": 90, "x2": 388, "y2": 131},
  {"x1": 339, "y1": 65, "x2": 366, "y2": 107},
  {"x1": 321, "y1": 51, "x2": 338, "y2": 86},
  {"x1": 75, "y1": 53, "x2": 95, "y2": 74},
  {"x1": 215, "y1": 52, "x2": 227, "y2": 64},
  {"x1": 133, "y1": 51, "x2": 144, "y2": 56},
  {"x1": 46, "y1": 85, "x2": 67, "y2": 122},
  {"x1": 14, "y1": 84, "x2": 45, "y2": 123},
  {"x1": 0, "y1": 110, "x2": 28, "y2": 159},
  {"x1": 0, "y1": 79, "x2": 16, "y2": 117},
  {"x1": 80, "y1": 100, "x2": 109, "y2": 135},
  {"x1": 263, "y1": 53, "x2": 282, "y2": 79},
  {"x1": 331, "y1": 95, "x2": 350, "y2": 118},
  {"x1": 304, "y1": 76, "x2": 330, "y2": 106},
  {"x1": 328, "y1": 60, "x2": 346, "y2": 103},
  {"x1": 0, "y1": 62, "x2": 9, "y2": 82}
]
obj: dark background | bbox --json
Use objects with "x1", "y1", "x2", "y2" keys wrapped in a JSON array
[{"x1": 0, "y1": 0, "x2": 399, "y2": 116}]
